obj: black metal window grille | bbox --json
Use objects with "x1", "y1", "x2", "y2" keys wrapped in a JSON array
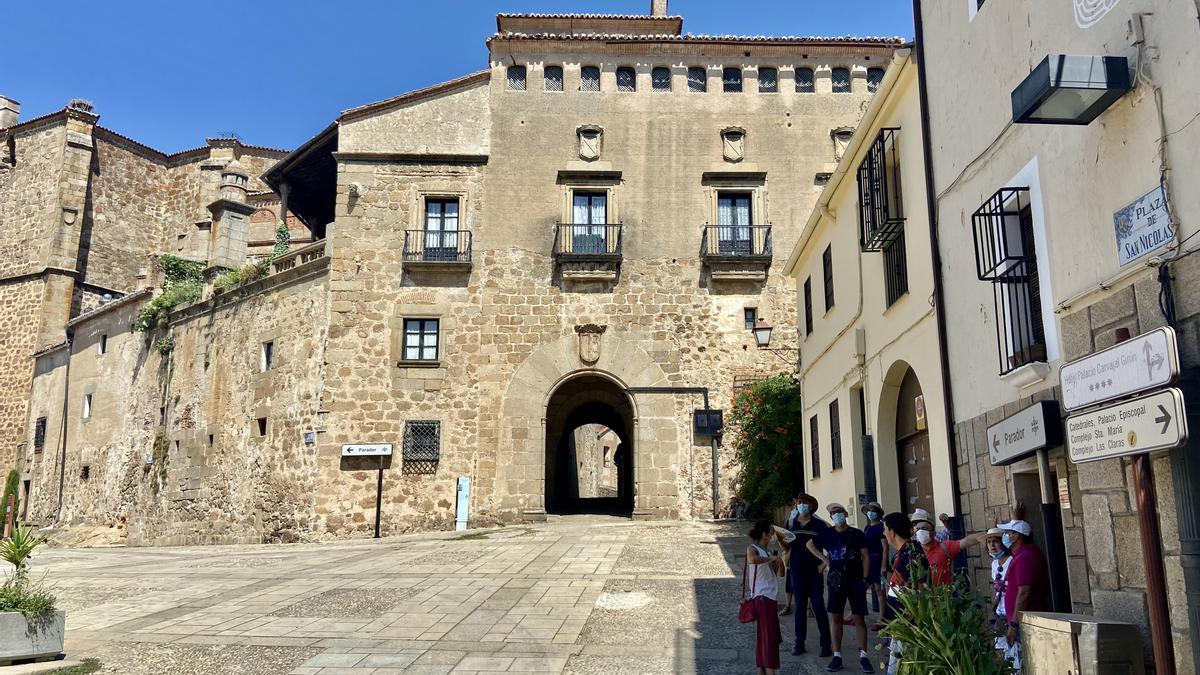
[
  {"x1": 972, "y1": 187, "x2": 1047, "y2": 374},
  {"x1": 829, "y1": 399, "x2": 842, "y2": 471},
  {"x1": 544, "y1": 65, "x2": 564, "y2": 91},
  {"x1": 581, "y1": 66, "x2": 601, "y2": 92},
  {"x1": 744, "y1": 307, "x2": 757, "y2": 330},
  {"x1": 403, "y1": 319, "x2": 439, "y2": 362},
  {"x1": 403, "y1": 420, "x2": 440, "y2": 475},
  {"x1": 867, "y1": 68, "x2": 885, "y2": 93},
  {"x1": 506, "y1": 65, "x2": 526, "y2": 91},
  {"x1": 652, "y1": 67, "x2": 671, "y2": 92},
  {"x1": 758, "y1": 67, "x2": 778, "y2": 93},
  {"x1": 795, "y1": 67, "x2": 815, "y2": 93},
  {"x1": 857, "y1": 128, "x2": 905, "y2": 252},
  {"x1": 803, "y1": 278, "x2": 813, "y2": 335},
  {"x1": 822, "y1": 245, "x2": 834, "y2": 312},
  {"x1": 687, "y1": 67, "x2": 707, "y2": 92},
  {"x1": 617, "y1": 67, "x2": 637, "y2": 92},
  {"x1": 723, "y1": 67, "x2": 743, "y2": 92},
  {"x1": 884, "y1": 233, "x2": 909, "y2": 307},
  {"x1": 810, "y1": 415, "x2": 820, "y2": 478},
  {"x1": 33, "y1": 417, "x2": 46, "y2": 452},
  {"x1": 832, "y1": 67, "x2": 851, "y2": 93}
]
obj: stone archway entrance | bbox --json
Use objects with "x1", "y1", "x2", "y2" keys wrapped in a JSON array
[{"x1": 544, "y1": 374, "x2": 635, "y2": 515}]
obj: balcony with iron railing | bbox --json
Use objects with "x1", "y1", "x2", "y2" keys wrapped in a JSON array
[
  {"x1": 700, "y1": 225, "x2": 773, "y2": 281},
  {"x1": 553, "y1": 223, "x2": 622, "y2": 282},
  {"x1": 402, "y1": 230, "x2": 473, "y2": 272}
]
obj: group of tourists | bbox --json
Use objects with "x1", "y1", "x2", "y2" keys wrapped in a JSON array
[{"x1": 742, "y1": 494, "x2": 1051, "y2": 674}]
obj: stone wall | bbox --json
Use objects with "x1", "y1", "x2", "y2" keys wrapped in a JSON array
[
  {"x1": 0, "y1": 278, "x2": 46, "y2": 468},
  {"x1": 0, "y1": 122, "x2": 63, "y2": 278}
]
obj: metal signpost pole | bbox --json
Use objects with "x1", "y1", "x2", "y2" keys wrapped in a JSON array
[
  {"x1": 1134, "y1": 452, "x2": 1175, "y2": 675},
  {"x1": 375, "y1": 455, "x2": 384, "y2": 540}
]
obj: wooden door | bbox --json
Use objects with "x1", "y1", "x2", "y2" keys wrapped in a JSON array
[{"x1": 898, "y1": 431, "x2": 934, "y2": 511}]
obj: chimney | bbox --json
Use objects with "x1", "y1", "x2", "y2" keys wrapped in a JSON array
[
  {"x1": 0, "y1": 96, "x2": 19, "y2": 129},
  {"x1": 650, "y1": 0, "x2": 668, "y2": 17}
]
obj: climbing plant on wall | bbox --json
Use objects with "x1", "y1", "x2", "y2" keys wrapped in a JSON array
[
  {"x1": 132, "y1": 255, "x2": 204, "y2": 333},
  {"x1": 728, "y1": 373, "x2": 805, "y2": 511}
]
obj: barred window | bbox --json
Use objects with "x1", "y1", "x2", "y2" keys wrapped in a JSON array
[
  {"x1": 581, "y1": 66, "x2": 601, "y2": 92},
  {"x1": 832, "y1": 67, "x2": 851, "y2": 93},
  {"x1": 403, "y1": 420, "x2": 440, "y2": 475},
  {"x1": 829, "y1": 399, "x2": 842, "y2": 471},
  {"x1": 617, "y1": 67, "x2": 636, "y2": 92},
  {"x1": 867, "y1": 67, "x2": 885, "y2": 93},
  {"x1": 758, "y1": 67, "x2": 778, "y2": 93},
  {"x1": 403, "y1": 319, "x2": 439, "y2": 362},
  {"x1": 506, "y1": 65, "x2": 526, "y2": 91},
  {"x1": 810, "y1": 415, "x2": 820, "y2": 478},
  {"x1": 884, "y1": 234, "x2": 909, "y2": 307},
  {"x1": 652, "y1": 67, "x2": 671, "y2": 92},
  {"x1": 33, "y1": 416, "x2": 47, "y2": 452},
  {"x1": 795, "y1": 67, "x2": 815, "y2": 93},
  {"x1": 544, "y1": 65, "x2": 563, "y2": 92},
  {"x1": 723, "y1": 67, "x2": 743, "y2": 92},
  {"x1": 687, "y1": 67, "x2": 707, "y2": 92}
]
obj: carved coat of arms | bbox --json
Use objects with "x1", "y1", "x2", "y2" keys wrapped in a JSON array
[
  {"x1": 722, "y1": 127, "x2": 745, "y2": 163},
  {"x1": 575, "y1": 324, "x2": 606, "y2": 364},
  {"x1": 578, "y1": 125, "x2": 603, "y2": 162}
]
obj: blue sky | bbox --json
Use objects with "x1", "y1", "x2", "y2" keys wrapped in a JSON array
[{"x1": 3, "y1": 1, "x2": 914, "y2": 153}]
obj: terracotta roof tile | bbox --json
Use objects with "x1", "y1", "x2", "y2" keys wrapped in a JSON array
[{"x1": 489, "y1": 32, "x2": 905, "y2": 45}]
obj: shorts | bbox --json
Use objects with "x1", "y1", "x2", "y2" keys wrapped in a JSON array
[
  {"x1": 865, "y1": 553, "x2": 883, "y2": 584},
  {"x1": 827, "y1": 578, "x2": 868, "y2": 617}
]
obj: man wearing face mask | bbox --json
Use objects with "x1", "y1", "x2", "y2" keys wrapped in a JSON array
[
  {"x1": 984, "y1": 528, "x2": 1012, "y2": 653},
  {"x1": 805, "y1": 503, "x2": 873, "y2": 673},
  {"x1": 783, "y1": 493, "x2": 832, "y2": 657},
  {"x1": 860, "y1": 502, "x2": 886, "y2": 626},
  {"x1": 999, "y1": 519, "x2": 1048, "y2": 669},
  {"x1": 910, "y1": 510, "x2": 986, "y2": 586}
]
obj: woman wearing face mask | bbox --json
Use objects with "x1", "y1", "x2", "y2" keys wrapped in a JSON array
[
  {"x1": 860, "y1": 502, "x2": 886, "y2": 628},
  {"x1": 909, "y1": 511, "x2": 987, "y2": 586},
  {"x1": 984, "y1": 527, "x2": 1012, "y2": 653},
  {"x1": 745, "y1": 519, "x2": 785, "y2": 675}
]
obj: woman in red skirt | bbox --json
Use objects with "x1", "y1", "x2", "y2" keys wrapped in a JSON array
[{"x1": 746, "y1": 520, "x2": 784, "y2": 674}]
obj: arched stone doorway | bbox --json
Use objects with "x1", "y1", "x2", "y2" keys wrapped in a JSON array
[
  {"x1": 544, "y1": 374, "x2": 635, "y2": 515},
  {"x1": 877, "y1": 362, "x2": 934, "y2": 513}
]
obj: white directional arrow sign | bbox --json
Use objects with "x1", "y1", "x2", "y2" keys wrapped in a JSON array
[
  {"x1": 1060, "y1": 327, "x2": 1179, "y2": 412},
  {"x1": 1066, "y1": 388, "x2": 1188, "y2": 464}
]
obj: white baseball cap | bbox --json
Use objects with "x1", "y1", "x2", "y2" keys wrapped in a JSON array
[
  {"x1": 909, "y1": 508, "x2": 934, "y2": 525},
  {"x1": 999, "y1": 520, "x2": 1033, "y2": 537}
]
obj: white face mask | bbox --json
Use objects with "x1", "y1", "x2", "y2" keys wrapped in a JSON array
[{"x1": 914, "y1": 529, "x2": 932, "y2": 546}]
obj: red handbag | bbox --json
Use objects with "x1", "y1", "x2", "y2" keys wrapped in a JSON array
[{"x1": 739, "y1": 560, "x2": 758, "y2": 623}]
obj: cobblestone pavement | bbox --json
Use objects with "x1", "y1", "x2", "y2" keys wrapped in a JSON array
[{"x1": 39, "y1": 518, "x2": 888, "y2": 674}]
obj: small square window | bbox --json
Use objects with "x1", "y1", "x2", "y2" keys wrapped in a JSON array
[
  {"x1": 256, "y1": 417, "x2": 268, "y2": 436},
  {"x1": 544, "y1": 65, "x2": 563, "y2": 92},
  {"x1": 33, "y1": 416, "x2": 47, "y2": 452},
  {"x1": 99, "y1": 334, "x2": 108, "y2": 354},
  {"x1": 616, "y1": 67, "x2": 636, "y2": 92},
  {"x1": 652, "y1": 67, "x2": 671, "y2": 92},
  {"x1": 82, "y1": 394, "x2": 92, "y2": 419},
  {"x1": 403, "y1": 319, "x2": 440, "y2": 362},
  {"x1": 687, "y1": 67, "x2": 707, "y2": 92},
  {"x1": 506, "y1": 65, "x2": 526, "y2": 91},
  {"x1": 795, "y1": 68, "x2": 815, "y2": 93},
  {"x1": 581, "y1": 66, "x2": 601, "y2": 92},
  {"x1": 262, "y1": 341, "x2": 274, "y2": 371},
  {"x1": 80, "y1": 465, "x2": 90, "y2": 481},
  {"x1": 758, "y1": 67, "x2": 778, "y2": 93},
  {"x1": 723, "y1": 67, "x2": 743, "y2": 93},
  {"x1": 744, "y1": 308, "x2": 758, "y2": 330}
]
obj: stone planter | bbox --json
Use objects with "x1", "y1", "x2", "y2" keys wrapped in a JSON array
[{"x1": 0, "y1": 610, "x2": 65, "y2": 664}]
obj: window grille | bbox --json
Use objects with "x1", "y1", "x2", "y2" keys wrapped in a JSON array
[
  {"x1": 687, "y1": 67, "x2": 707, "y2": 92},
  {"x1": 403, "y1": 420, "x2": 440, "y2": 475},
  {"x1": 832, "y1": 67, "x2": 851, "y2": 93},
  {"x1": 652, "y1": 67, "x2": 671, "y2": 92},
  {"x1": 33, "y1": 417, "x2": 46, "y2": 452},
  {"x1": 544, "y1": 65, "x2": 563, "y2": 92},
  {"x1": 829, "y1": 400, "x2": 842, "y2": 471},
  {"x1": 403, "y1": 319, "x2": 439, "y2": 362},
  {"x1": 795, "y1": 67, "x2": 815, "y2": 93},
  {"x1": 822, "y1": 245, "x2": 834, "y2": 312},
  {"x1": 972, "y1": 187, "x2": 1047, "y2": 374},
  {"x1": 506, "y1": 65, "x2": 526, "y2": 91},
  {"x1": 723, "y1": 67, "x2": 743, "y2": 92},
  {"x1": 867, "y1": 68, "x2": 885, "y2": 93},
  {"x1": 617, "y1": 67, "x2": 636, "y2": 92},
  {"x1": 581, "y1": 66, "x2": 601, "y2": 92},
  {"x1": 758, "y1": 67, "x2": 778, "y2": 93},
  {"x1": 884, "y1": 233, "x2": 909, "y2": 307},
  {"x1": 810, "y1": 415, "x2": 820, "y2": 478},
  {"x1": 803, "y1": 278, "x2": 813, "y2": 335},
  {"x1": 857, "y1": 128, "x2": 904, "y2": 251}
]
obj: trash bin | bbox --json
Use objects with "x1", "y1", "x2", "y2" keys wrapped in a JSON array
[{"x1": 1021, "y1": 612, "x2": 1145, "y2": 675}]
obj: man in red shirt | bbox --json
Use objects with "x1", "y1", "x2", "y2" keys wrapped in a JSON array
[
  {"x1": 1000, "y1": 519, "x2": 1049, "y2": 653},
  {"x1": 910, "y1": 511, "x2": 986, "y2": 586}
]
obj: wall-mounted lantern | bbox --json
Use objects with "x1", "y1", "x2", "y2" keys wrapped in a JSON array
[{"x1": 1011, "y1": 55, "x2": 1131, "y2": 126}]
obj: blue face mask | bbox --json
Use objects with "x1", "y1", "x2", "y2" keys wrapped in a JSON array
[
  {"x1": 866, "y1": 511, "x2": 879, "y2": 521},
  {"x1": 832, "y1": 513, "x2": 847, "y2": 526},
  {"x1": 990, "y1": 550, "x2": 1005, "y2": 560},
  {"x1": 1001, "y1": 533, "x2": 1013, "y2": 549},
  {"x1": 797, "y1": 504, "x2": 811, "y2": 516}
]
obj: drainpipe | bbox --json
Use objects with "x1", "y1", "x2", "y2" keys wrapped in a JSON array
[
  {"x1": 912, "y1": 0, "x2": 964, "y2": 526},
  {"x1": 54, "y1": 332, "x2": 73, "y2": 522}
]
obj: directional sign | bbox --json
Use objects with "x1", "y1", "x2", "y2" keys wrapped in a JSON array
[
  {"x1": 1060, "y1": 327, "x2": 1179, "y2": 412},
  {"x1": 988, "y1": 400, "x2": 1063, "y2": 465},
  {"x1": 1066, "y1": 388, "x2": 1188, "y2": 464},
  {"x1": 341, "y1": 443, "x2": 393, "y2": 457}
]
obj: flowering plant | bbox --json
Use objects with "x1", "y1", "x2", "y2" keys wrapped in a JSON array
[{"x1": 727, "y1": 373, "x2": 803, "y2": 510}]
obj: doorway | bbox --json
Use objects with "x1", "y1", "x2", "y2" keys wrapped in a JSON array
[
  {"x1": 545, "y1": 374, "x2": 634, "y2": 515},
  {"x1": 895, "y1": 368, "x2": 933, "y2": 512}
]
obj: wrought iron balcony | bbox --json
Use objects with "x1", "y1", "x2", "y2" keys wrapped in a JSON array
[
  {"x1": 403, "y1": 230, "x2": 473, "y2": 271},
  {"x1": 701, "y1": 225, "x2": 772, "y2": 281},
  {"x1": 553, "y1": 224, "x2": 622, "y2": 283}
]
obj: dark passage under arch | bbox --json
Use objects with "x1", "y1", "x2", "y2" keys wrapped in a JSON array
[{"x1": 545, "y1": 375, "x2": 634, "y2": 515}]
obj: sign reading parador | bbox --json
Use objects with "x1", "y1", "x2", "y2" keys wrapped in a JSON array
[
  {"x1": 1066, "y1": 388, "x2": 1188, "y2": 463},
  {"x1": 341, "y1": 443, "x2": 393, "y2": 457}
]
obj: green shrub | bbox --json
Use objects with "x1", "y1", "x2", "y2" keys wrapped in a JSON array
[
  {"x1": 1, "y1": 524, "x2": 45, "y2": 582},
  {"x1": 0, "y1": 577, "x2": 56, "y2": 617},
  {"x1": 156, "y1": 335, "x2": 175, "y2": 355},
  {"x1": 212, "y1": 260, "x2": 270, "y2": 294},
  {"x1": 727, "y1": 373, "x2": 804, "y2": 511},
  {"x1": 132, "y1": 255, "x2": 204, "y2": 333},
  {"x1": 272, "y1": 223, "x2": 291, "y2": 258}
]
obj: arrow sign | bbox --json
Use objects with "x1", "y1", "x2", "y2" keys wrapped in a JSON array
[
  {"x1": 1067, "y1": 388, "x2": 1188, "y2": 464},
  {"x1": 988, "y1": 400, "x2": 1062, "y2": 466},
  {"x1": 1156, "y1": 405, "x2": 1172, "y2": 434},
  {"x1": 1061, "y1": 327, "x2": 1179, "y2": 411}
]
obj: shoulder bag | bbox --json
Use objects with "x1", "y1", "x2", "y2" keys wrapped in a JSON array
[{"x1": 739, "y1": 558, "x2": 759, "y2": 623}]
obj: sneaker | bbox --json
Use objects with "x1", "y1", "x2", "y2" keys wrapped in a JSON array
[
  {"x1": 791, "y1": 645, "x2": 806, "y2": 656},
  {"x1": 827, "y1": 655, "x2": 843, "y2": 671},
  {"x1": 860, "y1": 655, "x2": 875, "y2": 673},
  {"x1": 819, "y1": 648, "x2": 834, "y2": 658}
]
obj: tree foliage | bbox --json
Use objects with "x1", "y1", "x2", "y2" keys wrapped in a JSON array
[{"x1": 728, "y1": 373, "x2": 804, "y2": 510}]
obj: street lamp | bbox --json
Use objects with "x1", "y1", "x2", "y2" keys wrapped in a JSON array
[
  {"x1": 753, "y1": 318, "x2": 774, "y2": 348},
  {"x1": 1011, "y1": 55, "x2": 1131, "y2": 126}
]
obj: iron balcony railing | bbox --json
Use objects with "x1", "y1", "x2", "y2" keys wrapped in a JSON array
[
  {"x1": 553, "y1": 224, "x2": 623, "y2": 260},
  {"x1": 700, "y1": 225, "x2": 772, "y2": 259},
  {"x1": 857, "y1": 128, "x2": 905, "y2": 252},
  {"x1": 402, "y1": 230, "x2": 473, "y2": 263}
]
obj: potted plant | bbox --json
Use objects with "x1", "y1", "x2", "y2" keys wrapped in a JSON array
[{"x1": 0, "y1": 524, "x2": 64, "y2": 665}]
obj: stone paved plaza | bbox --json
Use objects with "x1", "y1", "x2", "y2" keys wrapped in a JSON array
[{"x1": 36, "y1": 518, "x2": 887, "y2": 674}]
